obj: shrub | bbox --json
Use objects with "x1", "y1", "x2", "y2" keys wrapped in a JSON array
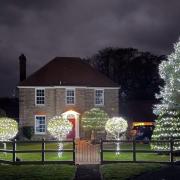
[{"x1": 22, "y1": 126, "x2": 34, "y2": 140}]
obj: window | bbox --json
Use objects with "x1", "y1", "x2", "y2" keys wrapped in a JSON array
[
  {"x1": 35, "y1": 115, "x2": 46, "y2": 134},
  {"x1": 66, "y1": 89, "x2": 75, "y2": 105},
  {"x1": 35, "y1": 89, "x2": 45, "y2": 105},
  {"x1": 95, "y1": 89, "x2": 104, "y2": 106}
]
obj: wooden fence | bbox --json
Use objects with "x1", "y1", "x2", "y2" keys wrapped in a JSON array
[
  {"x1": 100, "y1": 139, "x2": 180, "y2": 164},
  {"x1": 0, "y1": 139, "x2": 75, "y2": 165},
  {"x1": 0, "y1": 139, "x2": 180, "y2": 165}
]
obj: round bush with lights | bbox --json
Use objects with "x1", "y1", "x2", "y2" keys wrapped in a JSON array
[
  {"x1": 0, "y1": 117, "x2": 18, "y2": 153},
  {"x1": 105, "y1": 117, "x2": 128, "y2": 154},
  {"x1": 47, "y1": 116, "x2": 72, "y2": 157}
]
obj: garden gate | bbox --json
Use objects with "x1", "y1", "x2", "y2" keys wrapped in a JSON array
[{"x1": 75, "y1": 140, "x2": 100, "y2": 164}]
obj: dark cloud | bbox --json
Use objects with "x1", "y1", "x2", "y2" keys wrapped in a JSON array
[{"x1": 0, "y1": 0, "x2": 180, "y2": 96}]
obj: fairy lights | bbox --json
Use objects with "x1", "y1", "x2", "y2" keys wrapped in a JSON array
[
  {"x1": 105, "y1": 117, "x2": 128, "y2": 155},
  {"x1": 0, "y1": 117, "x2": 18, "y2": 154},
  {"x1": 47, "y1": 116, "x2": 72, "y2": 157},
  {"x1": 152, "y1": 38, "x2": 180, "y2": 150},
  {"x1": 0, "y1": 117, "x2": 18, "y2": 141}
]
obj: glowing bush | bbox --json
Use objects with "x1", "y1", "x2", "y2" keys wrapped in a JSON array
[
  {"x1": 47, "y1": 116, "x2": 72, "y2": 157},
  {"x1": 105, "y1": 117, "x2": 128, "y2": 154},
  {"x1": 0, "y1": 117, "x2": 18, "y2": 141}
]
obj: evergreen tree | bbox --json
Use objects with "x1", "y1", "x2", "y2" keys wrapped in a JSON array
[{"x1": 151, "y1": 39, "x2": 180, "y2": 150}]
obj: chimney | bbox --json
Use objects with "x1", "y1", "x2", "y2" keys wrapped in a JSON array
[{"x1": 19, "y1": 54, "x2": 26, "y2": 82}]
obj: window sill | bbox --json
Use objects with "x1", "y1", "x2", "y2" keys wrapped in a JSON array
[{"x1": 35, "y1": 132, "x2": 46, "y2": 135}]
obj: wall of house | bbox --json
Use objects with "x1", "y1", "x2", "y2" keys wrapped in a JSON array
[{"x1": 19, "y1": 87, "x2": 119, "y2": 139}]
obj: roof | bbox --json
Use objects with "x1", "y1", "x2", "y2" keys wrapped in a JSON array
[{"x1": 19, "y1": 57, "x2": 119, "y2": 87}]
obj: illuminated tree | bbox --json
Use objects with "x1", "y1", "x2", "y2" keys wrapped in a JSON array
[
  {"x1": 105, "y1": 117, "x2": 128, "y2": 154},
  {"x1": 0, "y1": 117, "x2": 18, "y2": 153},
  {"x1": 151, "y1": 38, "x2": 180, "y2": 150},
  {"x1": 47, "y1": 116, "x2": 72, "y2": 157},
  {"x1": 81, "y1": 108, "x2": 109, "y2": 140}
]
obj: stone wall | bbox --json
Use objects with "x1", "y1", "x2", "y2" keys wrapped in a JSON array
[{"x1": 19, "y1": 87, "x2": 119, "y2": 139}]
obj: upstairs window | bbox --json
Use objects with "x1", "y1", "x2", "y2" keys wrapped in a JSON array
[
  {"x1": 35, "y1": 115, "x2": 46, "y2": 134},
  {"x1": 66, "y1": 89, "x2": 75, "y2": 105},
  {"x1": 35, "y1": 89, "x2": 45, "y2": 105},
  {"x1": 95, "y1": 89, "x2": 104, "y2": 106}
]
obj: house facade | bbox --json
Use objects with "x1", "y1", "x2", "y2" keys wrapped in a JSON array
[{"x1": 18, "y1": 56, "x2": 119, "y2": 139}]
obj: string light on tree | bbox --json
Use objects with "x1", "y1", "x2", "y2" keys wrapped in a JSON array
[
  {"x1": 151, "y1": 38, "x2": 180, "y2": 150},
  {"x1": 0, "y1": 117, "x2": 18, "y2": 154},
  {"x1": 105, "y1": 117, "x2": 128, "y2": 155},
  {"x1": 82, "y1": 108, "x2": 109, "y2": 141},
  {"x1": 47, "y1": 116, "x2": 72, "y2": 157}
]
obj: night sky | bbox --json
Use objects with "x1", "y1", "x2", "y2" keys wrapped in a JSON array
[{"x1": 0, "y1": 0, "x2": 180, "y2": 97}]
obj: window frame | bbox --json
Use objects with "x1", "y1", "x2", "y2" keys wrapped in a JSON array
[
  {"x1": 94, "y1": 89, "x2": 104, "y2": 106},
  {"x1": 34, "y1": 115, "x2": 46, "y2": 135},
  {"x1": 65, "y1": 88, "x2": 75, "y2": 105},
  {"x1": 35, "y1": 88, "x2": 45, "y2": 106}
]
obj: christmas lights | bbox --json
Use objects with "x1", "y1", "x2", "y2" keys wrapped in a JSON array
[
  {"x1": 151, "y1": 38, "x2": 180, "y2": 150},
  {"x1": 47, "y1": 116, "x2": 72, "y2": 157},
  {"x1": 105, "y1": 117, "x2": 128, "y2": 155},
  {"x1": 82, "y1": 108, "x2": 109, "y2": 140},
  {"x1": 0, "y1": 117, "x2": 18, "y2": 154}
]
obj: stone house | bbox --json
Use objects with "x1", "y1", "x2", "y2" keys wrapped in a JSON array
[{"x1": 18, "y1": 55, "x2": 119, "y2": 139}]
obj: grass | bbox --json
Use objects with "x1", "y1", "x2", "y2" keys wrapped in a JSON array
[
  {"x1": 100, "y1": 163, "x2": 166, "y2": 180},
  {"x1": 0, "y1": 164, "x2": 76, "y2": 180},
  {"x1": 102, "y1": 142, "x2": 179, "y2": 162},
  {"x1": 0, "y1": 142, "x2": 73, "y2": 161}
]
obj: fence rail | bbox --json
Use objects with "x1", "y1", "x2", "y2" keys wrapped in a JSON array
[
  {"x1": 0, "y1": 139, "x2": 75, "y2": 165},
  {"x1": 100, "y1": 138, "x2": 180, "y2": 164},
  {"x1": 0, "y1": 139, "x2": 180, "y2": 165}
]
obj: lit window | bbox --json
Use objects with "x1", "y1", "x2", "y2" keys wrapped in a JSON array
[
  {"x1": 66, "y1": 89, "x2": 75, "y2": 105},
  {"x1": 35, "y1": 115, "x2": 46, "y2": 134},
  {"x1": 35, "y1": 89, "x2": 45, "y2": 105},
  {"x1": 95, "y1": 89, "x2": 104, "y2": 106}
]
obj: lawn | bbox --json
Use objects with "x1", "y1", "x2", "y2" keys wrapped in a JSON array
[
  {"x1": 0, "y1": 142, "x2": 73, "y2": 162},
  {"x1": 0, "y1": 164, "x2": 76, "y2": 180},
  {"x1": 100, "y1": 163, "x2": 166, "y2": 180},
  {"x1": 102, "y1": 142, "x2": 180, "y2": 162},
  {"x1": 0, "y1": 141, "x2": 179, "y2": 163}
]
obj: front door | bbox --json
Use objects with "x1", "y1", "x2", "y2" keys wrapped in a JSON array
[{"x1": 67, "y1": 118, "x2": 75, "y2": 139}]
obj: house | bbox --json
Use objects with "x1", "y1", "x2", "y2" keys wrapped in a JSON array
[{"x1": 18, "y1": 55, "x2": 120, "y2": 139}]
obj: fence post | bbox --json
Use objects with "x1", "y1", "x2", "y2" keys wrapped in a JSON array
[
  {"x1": 133, "y1": 138, "x2": 136, "y2": 162},
  {"x1": 42, "y1": 138, "x2": 45, "y2": 163},
  {"x1": 100, "y1": 139, "x2": 103, "y2": 164},
  {"x1": 12, "y1": 139, "x2": 16, "y2": 163},
  {"x1": 73, "y1": 138, "x2": 75, "y2": 164},
  {"x1": 170, "y1": 138, "x2": 174, "y2": 164}
]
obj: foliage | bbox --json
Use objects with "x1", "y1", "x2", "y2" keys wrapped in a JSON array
[
  {"x1": 0, "y1": 108, "x2": 6, "y2": 117},
  {"x1": 47, "y1": 116, "x2": 72, "y2": 157},
  {"x1": 86, "y1": 47, "x2": 164, "y2": 100},
  {"x1": 22, "y1": 126, "x2": 34, "y2": 140},
  {"x1": 105, "y1": 117, "x2": 128, "y2": 139},
  {"x1": 152, "y1": 38, "x2": 180, "y2": 150},
  {"x1": 105, "y1": 117, "x2": 128, "y2": 155},
  {"x1": 0, "y1": 117, "x2": 18, "y2": 141},
  {"x1": 47, "y1": 116, "x2": 72, "y2": 140},
  {"x1": 81, "y1": 108, "x2": 109, "y2": 131}
]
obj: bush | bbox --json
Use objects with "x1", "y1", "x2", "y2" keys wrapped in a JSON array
[
  {"x1": 0, "y1": 108, "x2": 6, "y2": 117},
  {"x1": 22, "y1": 126, "x2": 34, "y2": 140}
]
